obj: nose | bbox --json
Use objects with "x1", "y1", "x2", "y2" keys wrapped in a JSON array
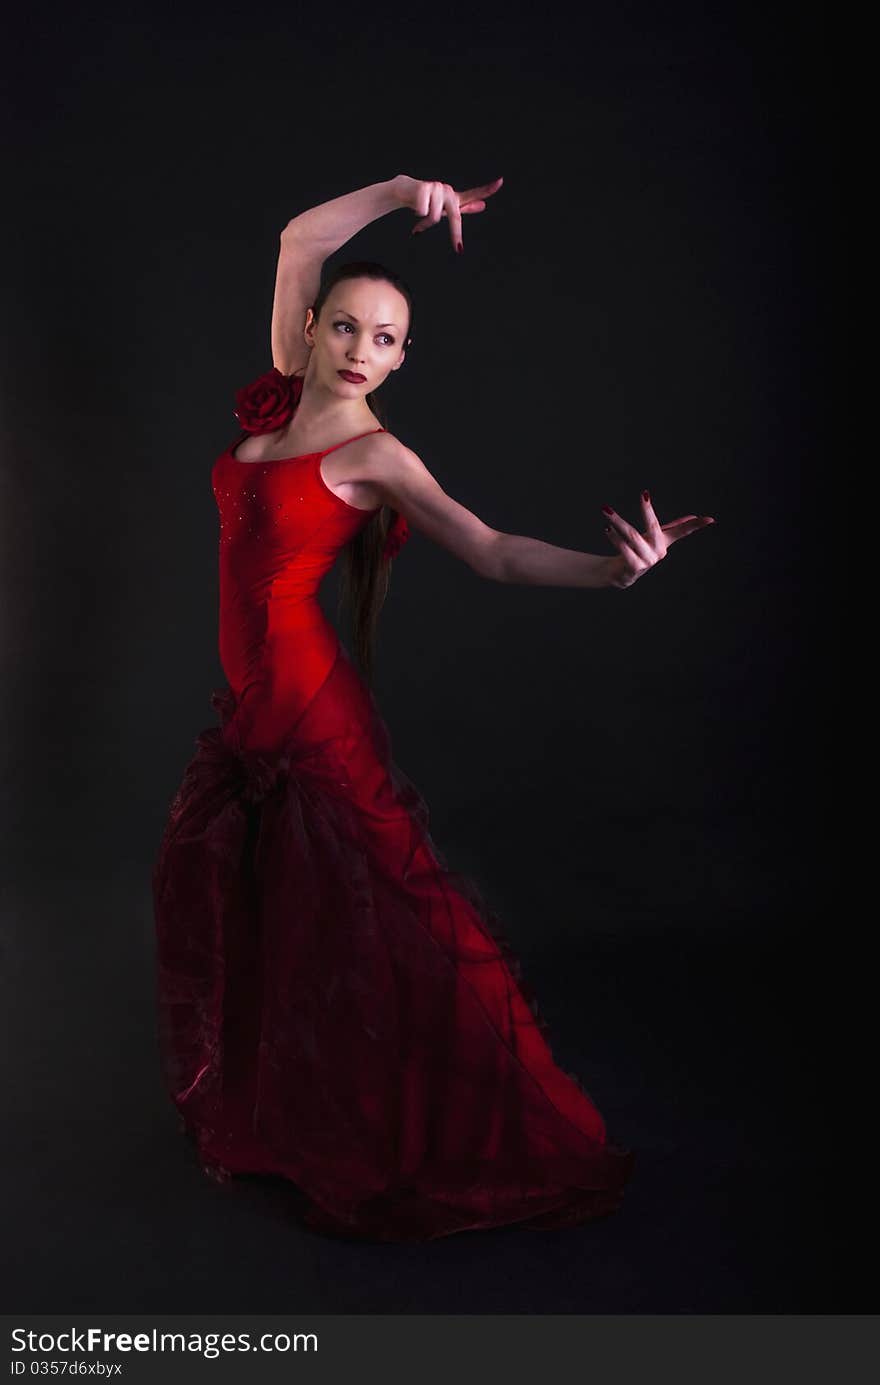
[{"x1": 346, "y1": 335, "x2": 368, "y2": 365}]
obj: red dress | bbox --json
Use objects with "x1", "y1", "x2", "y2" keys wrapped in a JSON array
[{"x1": 152, "y1": 373, "x2": 635, "y2": 1241}]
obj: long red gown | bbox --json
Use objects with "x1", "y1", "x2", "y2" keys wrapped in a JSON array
[{"x1": 152, "y1": 383, "x2": 636, "y2": 1241}]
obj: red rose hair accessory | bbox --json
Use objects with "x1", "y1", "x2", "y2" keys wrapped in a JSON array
[
  {"x1": 382, "y1": 511, "x2": 410, "y2": 562},
  {"x1": 233, "y1": 368, "x2": 303, "y2": 435}
]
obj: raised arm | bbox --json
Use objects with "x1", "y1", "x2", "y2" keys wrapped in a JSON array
[
  {"x1": 271, "y1": 177, "x2": 404, "y2": 374},
  {"x1": 270, "y1": 173, "x2": 503, "y2": 373},
  {"x1": 365, "y1": 436, "x2": 618, "y2": 590}
]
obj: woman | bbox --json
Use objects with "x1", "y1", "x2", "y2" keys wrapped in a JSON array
[{"x1": 153, "y1": 173, "x2": 715, "y2": 1242}]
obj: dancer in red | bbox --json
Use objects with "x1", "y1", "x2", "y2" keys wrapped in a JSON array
[{"x1": 153, "y1": 174, "x2": 715, "y2": 1241}]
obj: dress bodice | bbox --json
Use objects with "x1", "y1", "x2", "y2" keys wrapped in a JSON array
[{"x1": 210, "y1": 427, "x2": 385, "y2": 739}]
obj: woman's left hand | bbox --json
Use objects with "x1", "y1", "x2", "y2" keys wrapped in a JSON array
[{"x1": 602, "y1": 491, "x2": 716, "y2": 589}]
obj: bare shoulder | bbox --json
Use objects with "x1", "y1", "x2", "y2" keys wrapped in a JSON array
[
  {"x1": 318, "y1": 428, "x2": 416, "y2": 512},
  {"x1": 360, "y1": 428, "x2": 502, "y2": 577},
  {"x1": 365, "y1": 429, "x2": 416, "y2": 466},
  {"x1": 363, "y1": 430, "x2": 428, "y2": 487}
]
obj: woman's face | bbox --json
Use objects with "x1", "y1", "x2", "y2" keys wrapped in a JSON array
[{"x1": 305, "y1": 279, "x2": 409, "y2": 396}]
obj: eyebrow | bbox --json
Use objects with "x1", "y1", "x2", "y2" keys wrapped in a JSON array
[{"x1": 335, "y1": 308, "x2": 399, "y2": 329}]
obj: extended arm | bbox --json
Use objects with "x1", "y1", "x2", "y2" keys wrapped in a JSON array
[
  {"x1": 366, "y1": 437, "x2": 619, "y2": 590},
  {"x1": 366, "y1": 437, "x2": 714, "y2": 589},
  {"x1": 493, "y1": 533, "x2": 618, "y2": 588}
]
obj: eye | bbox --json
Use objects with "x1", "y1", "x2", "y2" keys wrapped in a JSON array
[{"x1": 334, "y1": 320, "x2": 395, "y2": 346}]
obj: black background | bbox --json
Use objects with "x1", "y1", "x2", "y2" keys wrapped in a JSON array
[{"x1": 2, "y1": 0, "x2": 843, "y2": 1314}]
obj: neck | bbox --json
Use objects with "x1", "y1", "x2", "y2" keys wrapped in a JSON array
[{"x1": 293, "y1": 364, "x2": 377, "y2": 435}]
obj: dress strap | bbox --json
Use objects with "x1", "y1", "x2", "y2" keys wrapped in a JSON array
[{"x1": 321, "y1": 427, "x2": 385, "y2": 456}]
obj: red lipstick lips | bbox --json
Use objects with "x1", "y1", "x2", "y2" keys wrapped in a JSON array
[{"x1": 338, "y1": 370, "x2": 366, "y2": 383}]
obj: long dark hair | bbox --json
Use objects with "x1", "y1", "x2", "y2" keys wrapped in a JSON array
[{"x1": 308, "y1": 259, "x2": 414, "y2": 688}]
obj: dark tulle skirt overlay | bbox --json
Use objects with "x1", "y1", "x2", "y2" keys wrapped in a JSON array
[{"x1": 152, "y1": 641, "x2": 635, "y2": 1241}]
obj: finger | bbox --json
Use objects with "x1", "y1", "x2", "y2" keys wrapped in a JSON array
[
  {"x1": 444, "y1": 185, "x2": 464, "y2": 252},
  {"x1": 603, "y1": 526, "x2": 640, "y2": 579},
  {"x1": 460, "y1": 176, "x2": 504, "y2": 204},
  {"x1": 664, "y1": 516, "x2": 716, "y2": 544},
  {"x1": 410, "y1": 180, "x2": 435, "y2": 229},
  {"x1": 601, "y1": 507, "x2": 655, "y2": 564},
  {"x1": 410, "y1": 181, "x2": 446, "y2": 235},
  {"x1": 480, "y1": 175, "x2": 504, "y2": 196},
  {"x1": 639, "y1": 489, "x2": 662, "y2": 535}
]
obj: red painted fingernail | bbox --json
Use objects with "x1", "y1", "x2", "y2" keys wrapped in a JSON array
[
  {"x1": 456, "y1": 241, "x2": 463, "y2": 254},
  {"x1": 601, "y1": 504, "x2": 613, "y2": 516},
  {"x1": 642, "y1": 489, "x2": 650, "y2": 502}
]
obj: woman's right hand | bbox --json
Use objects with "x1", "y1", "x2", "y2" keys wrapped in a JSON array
[{"x1": 393, "y1": 174, "x2": 504, "y2": 253}]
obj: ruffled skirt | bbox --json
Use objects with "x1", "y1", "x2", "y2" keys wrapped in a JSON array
[{"x1": 152, "y1": 641, "x2": 635, "y2": 1241}]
